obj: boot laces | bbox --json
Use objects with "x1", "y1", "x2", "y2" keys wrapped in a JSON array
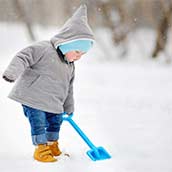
[{"x1": 39, "y1": 146, "x2": 53, "y2": 157}]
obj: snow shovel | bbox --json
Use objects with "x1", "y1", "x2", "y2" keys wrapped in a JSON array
[{"x1": 63, "y1": 113, "x2": 111, "y2": 161}]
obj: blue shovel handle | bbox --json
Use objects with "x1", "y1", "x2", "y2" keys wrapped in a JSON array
[{"x1": 63, "y1": 113, "x2": 97, "y2": 150}]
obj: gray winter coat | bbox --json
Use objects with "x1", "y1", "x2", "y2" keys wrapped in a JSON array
[{"x1": 3, "y1": 4, "x2": 94, "y2": 114}]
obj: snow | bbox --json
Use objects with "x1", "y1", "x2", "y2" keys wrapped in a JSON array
[{"x1": 0, "y1": 23, "x2": 172, "y2": 172}]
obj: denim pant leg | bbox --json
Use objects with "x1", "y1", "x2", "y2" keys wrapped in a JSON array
[
  {"x1": 45, "y1": 112, "x2": 63, "y2": 141},
  {"x1": 22, "y1": 105, "x2": 47, "y2": 145}
]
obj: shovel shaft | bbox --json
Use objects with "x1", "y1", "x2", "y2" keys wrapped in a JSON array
[{"x1": 66, "y1": 118, "x2": 96, "y2": 149}]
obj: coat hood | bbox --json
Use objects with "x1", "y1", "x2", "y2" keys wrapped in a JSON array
[{"x1": 51, "y1": 4, "x2": 95, "y2": 48}]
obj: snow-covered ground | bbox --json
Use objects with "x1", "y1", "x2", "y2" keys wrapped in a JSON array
[{"x1": 0, "y1": 23, "x2": 172, "y2": 172}]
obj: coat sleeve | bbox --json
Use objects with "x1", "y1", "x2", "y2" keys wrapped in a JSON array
[
  {"x1": 63, "y1": 68, "x2": 75, "y2": 114},
  {"x1": 2, "y1": 44, "x2": 44, "y2": 81}
]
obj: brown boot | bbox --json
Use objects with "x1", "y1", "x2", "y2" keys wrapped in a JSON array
[
  {"x1": 48, "y1": 141, "x2": 62, "y2": 156},
  {"x1": 34, "y1": 144, "x2": 57, "y2": 162}
]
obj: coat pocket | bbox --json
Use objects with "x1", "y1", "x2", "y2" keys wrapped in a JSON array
[{"x1": 20, "y1": 69, "x2": 41, "y2": 88}]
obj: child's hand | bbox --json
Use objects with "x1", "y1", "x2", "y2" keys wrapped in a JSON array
[
  {"x1": 68, "y1": 112, "x2": 74, "y2": 117},
  {"x1": 2, "y1": 75, "x2": 14, "y2": 83}
]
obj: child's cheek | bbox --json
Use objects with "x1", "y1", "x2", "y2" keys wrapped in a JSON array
[
  {"x1": 68, "y1": 57, "x2": 74, "y2": 61},
  {"x1": 66, "y1": 54, "x2": 74, "y2": 61}
]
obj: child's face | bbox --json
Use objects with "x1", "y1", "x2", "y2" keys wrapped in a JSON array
[{"x1": 65, "y1": 51, "x2": 85, "y2": 62}]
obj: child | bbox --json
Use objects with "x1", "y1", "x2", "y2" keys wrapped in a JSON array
[{"x1": 2, "y1": 4, "x2": 94, "y2": 162}]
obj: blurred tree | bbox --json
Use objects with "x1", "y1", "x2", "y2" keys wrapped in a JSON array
[
  {"x1": 1, "y1": 0, "x2": 172, "y2": 60},
  {"x1": 152, "y1": 0, "x2": 172, "y2": 58},
  {"x1": 93, "y1": 0, "x2": 172, "y2": 60},
  {"x1": 89, "y1": 0, "x2": 133, "y2": 58},
  {"x1": 11, "y1": 0, "x2": 36, "y2": 41}
]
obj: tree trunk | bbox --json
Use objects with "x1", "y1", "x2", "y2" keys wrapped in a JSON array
[
  {"x1": 12, "y1": 0, "x2": 36, "y2": 41},
  {"x1": 152, "y1": 1, "x2": 172, "y2": 58}
]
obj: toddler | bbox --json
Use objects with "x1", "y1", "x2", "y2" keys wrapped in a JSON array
[{"x1": 2, "y1": 4, "x2": 94, "y2": 162}]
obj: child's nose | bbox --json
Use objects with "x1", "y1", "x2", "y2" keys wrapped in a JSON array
[
  {"x1": 78, "y1": 52, "x2": 85, "y2": 57},
  {"x1": 81, "y1": 52, "x2": 86, "y2": 55}
]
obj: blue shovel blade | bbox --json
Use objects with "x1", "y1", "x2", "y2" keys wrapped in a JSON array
[{"x1": 86, "y1": 146, "x2": 111, "y2": 161}]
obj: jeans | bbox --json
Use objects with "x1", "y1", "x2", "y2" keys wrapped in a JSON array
[{"x1": 22, "y1": 105, "x2": 63, "y2": 145}]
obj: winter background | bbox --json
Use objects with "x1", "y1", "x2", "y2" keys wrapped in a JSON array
[{"x1": 1, "y1": 1, "x2": 172, "y2": 172}]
